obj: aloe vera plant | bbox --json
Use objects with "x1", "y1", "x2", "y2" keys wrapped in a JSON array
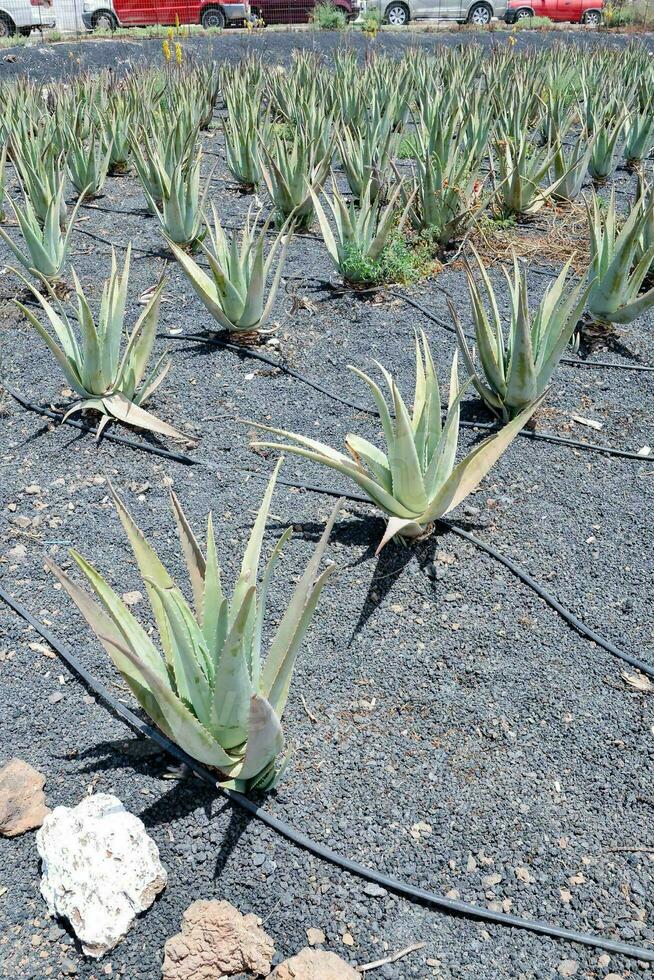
[
  {"x1": 12, "y1": 134, "x2": 66, "y2": 227},
  {"x1": 14, "y1": 248, "x2": 183, "y2": 439},
  {"x1": 399, "y1": 140, "x2": 485, "y2": 248},
  {"x1": 586, "y1": 189, "x2": 654, "y2": 325},
  {"x1": 167, "y1": 207, "x2": 291, "y2": 336},
  {"x1": 261, "y1": 131, "x2": 332, "y2": 229},
  {"x1": 451, "y1": 248, "x2": 592, "y2": 420},
  {"x1": 0, "y1": 185, "x2": 82, "y2": 281},
  {"x1": 634, "y1": 172, "x2": 654, "y2": 278},
  {"x1": 66, "y1": 127, "x2": 112, "y2": 200},
  {"x1": 49, "y1": 463, "x2": 339, "y2": 792},
  {"x1": 312, "y1": 180, "x2": 413, "y2": 287},
  {"x1": 147, "y1": 151, "x2": 210, "y2": 250},
  {"x1": 550, "y1": 128, "x2": 595, "y2": 204},
  {"x1": 588, "y1": 111, "x2": 625, "y2": 183},
  {"x1": 622, "y1": 103, "x2": 654, "y2": 169},
  {"x1": 0, "y1": 143, "x2": 6, "y2": 222},
  {"x1": 338, "y1": 116, "x2": 397, "y2": 203},
  {"x1": 223, "y1": 102, "x2": 268, "y2": 192},
  {"x1": 495, "y1": 137, "x2": 564, "y2": 217},
  {"x1": 251, "y1": 336, "x2": 540, "y2": 551}
]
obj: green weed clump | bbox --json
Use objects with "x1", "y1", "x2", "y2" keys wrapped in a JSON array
[{"x1": 311, "y1": 2, "x2": 348, "y2": 29}]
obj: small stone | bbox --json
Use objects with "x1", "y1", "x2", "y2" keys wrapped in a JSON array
[
  {"x1": 342, "y1": 932, "x2": 355, "y2": 946},
  {"x1": 482, "y1": 872, "x2": 502, "y2": 887},
  {"x1": 162, "y1": 900, "x2": 274, "y2": 979},
  {"x1": 306, "y1": 927, "x2": 325, "y2": 946},
  {"x1": 48, "y1": 692, "x2": 63, "y2": 704},
  {"x1": 0, "y1": 758, "x2": 49, "y2": 837},
  {"x1": 7, "y1": 544, "x2": 27, "y2": 563},
  {"x1": 363, "y1": 883, "x2": 387, "y2": 898},
  {"x1": 37, "y1": 794, "x2": 166, "y2": 957},
  {"x1": 597, "y1": 955, "x2": 611, "y2": 968},
  {"x1": 61, "y1": 958, "x2": 77, "y2": 975},
  {"x1": 558, "y1": 959, "x2": 578, "y2": 977},
  {"x1": 604, "y1": 974, "x2": 624, "y2": 980},
  {"x1": 269, "y1": 948, "x2": 359, "y2": 979}
]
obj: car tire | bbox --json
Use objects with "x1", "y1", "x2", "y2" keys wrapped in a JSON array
[
  {"x1": 19, "y1": 25, "x2": 31, "y2": 35},
  {"x1": 514, "y1": 6, "x2": 533, "y2": 17},
  {"x1": 201, "y1": 5, "x2": 226, "y2": 28},
  {"x1": 0, "y1": 13, "x2": 16, "y2": 37},
  {"x1": 582, "y1": 8, "x2": 601, "y2": 23},
  {"x1": 467, "y1": 2, "x2": 492, "y2": 24},
  {"x1": 385, "y1": 2, "x2": 409, "y2": 25},
  {"x1": 91, "y1": 10, "x2": 118, "y2": 29}
]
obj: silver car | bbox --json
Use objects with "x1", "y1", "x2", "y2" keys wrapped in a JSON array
[{"x1": 360, "y1": 0, "x2": 505, "y2": 25}]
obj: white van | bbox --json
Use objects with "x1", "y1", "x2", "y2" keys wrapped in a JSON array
[
  {"x1": 360, "y1": 0, "x2": 506, "y2": 24},
  {"x1": 0, "y1": 0, "x2": 55, "y2": 35}
]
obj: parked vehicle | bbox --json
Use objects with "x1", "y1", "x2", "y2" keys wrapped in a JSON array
[
  {"x1": 504, "y1": 0, "x2": 602, "y2": 22},
  {"x1": 251, "y1": 0, "x2": 358, "y2": 23},
  {"x1": 358, "y1": 0, "x2": 505, "y2": 26},
  {"x1": 82, "y1": 0, "x2": 249, "y2": 30},
  {"x1": 0, "y1": 0, "x2": 54, "y2": 36}
]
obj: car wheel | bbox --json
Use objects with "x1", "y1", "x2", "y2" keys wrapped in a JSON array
[
  {"x1": 91, "y1": 10, "x2": 117, "y2": 29},
  {"x1": 201, "y1": 6, "x2": 226, "y2": 28},
  {"x1": 514, "y1": 6, "x2": 532, "y2": 17},
  {"x1": 468, "y1": 2, "x2": 492, "y2": 24},
  {"x1": 385, "y1": 2, "x2": 409, "y2": 25},
  {"x1": 0, "y1": 13, "x2": 16, "y2": 37},
  {"x1": 583, "y1": 8, "x2": 600, "y2": 23}
]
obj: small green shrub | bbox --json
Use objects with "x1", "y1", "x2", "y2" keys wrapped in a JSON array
[
  {"x1": 397, "y1": 135, "x2": 419, "y2": 159},
  {"x1": 311, "y1": 2, "x2": 348, "y2": 29},
  {"x1": 603, "y1": 1, "x2": 633, "y2": 25},
  {"x1": 513, "y1": 15, "x2": 553, "y2": 27},
  {"x1": 360, "y1": 8, "x2": 382, "y2": 32}
]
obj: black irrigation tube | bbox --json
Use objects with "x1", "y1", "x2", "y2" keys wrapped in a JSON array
[
  {"x1": 1, "y1": 588, "x2": 652, "y2": 965},
  {"x1": 5, "y1": 382, "x2": 653, "y2": 682},
  {"x1": 162, "y1": 332, "x2": 654, "y2": 462},
  {"x1": 394, "y1": 290, "x2": 654, "y2": 374}
]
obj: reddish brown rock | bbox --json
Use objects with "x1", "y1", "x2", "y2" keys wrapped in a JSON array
[
  {"x1": 162, "y1": 900, "x2": 274, "y2": 980},
  {"x1": 269, "y1": 948, "x2": 359, "y2": 979},
  {"x1": 0, "y1": 758, "x2": 49, "y2": 837}
]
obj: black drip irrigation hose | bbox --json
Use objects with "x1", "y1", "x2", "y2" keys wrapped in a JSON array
[
  {"x1": 161, "y1": 332, "x2": 654, "y2": 463},
  {"x1": 0, "y1": 582, "x2": 652, "y2": 965},
  {"x1": 394, "y1": 290, "x2": 654, "y2": 374},
  {"x1": 6, "y1": 380, "x2": 653, "y2": 684}
]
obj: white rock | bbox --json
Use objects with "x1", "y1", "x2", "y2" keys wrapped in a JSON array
[{"x1": 36, "y1": 793, "x2": 167, "y2": 957}]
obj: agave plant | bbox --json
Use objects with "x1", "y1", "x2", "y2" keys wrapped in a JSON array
[
  {"x1": 451, "y1": 248, "x2": 592, "y2": 420},
  {"x1": 494, "y1": 137, "x2": 564, "y2": 217},
  {"x1": 147, "y1": 151, "x2": 210, "y2": 250},
  {"x1": 311, "y1": 180, "x2": 413, "y2": 287},
  {"x1": 251, "y1": 336, "x2": 540, "y2": 551},
  {"x1": 0, "y1": 186, "x2": 82, "y2": 282},
  {"x1": 66, "y1": 127, "x2": 112, "y2": 200},
  {"x1": 167, "y1": 206, "x2": 291, "y2": 337},
  {"x1": 14, "y1": 247, "x2": 183, "y2": 439},
  {"x1": 261, "y1": 131, "x2": 332, "y2": 229},
  {"x1": 586, "y1": 189, "x2": 654, "y2": 325},
  {"x1": 49, "y1": 463, "x2": 339, "y2": 792}
]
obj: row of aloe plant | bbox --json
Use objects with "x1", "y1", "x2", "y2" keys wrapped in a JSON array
[{"x1": 3, "y1": 44, "x2": 654, "y2": 793}]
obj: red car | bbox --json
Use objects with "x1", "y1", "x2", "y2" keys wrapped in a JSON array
[
  {"x1": 504, "y1": 0, "x2": 602, "y2": 23},
  {"x1": 83, "y1": 0, "x2": 249, "y2": 30}
]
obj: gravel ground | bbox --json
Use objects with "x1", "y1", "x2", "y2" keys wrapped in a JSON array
[
  {"x1": 1, "y1": 33, "x2": 654, "y2": 980},
  {"x1": 1, "y1": 26, "x2": 654, "y2": 83}
]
